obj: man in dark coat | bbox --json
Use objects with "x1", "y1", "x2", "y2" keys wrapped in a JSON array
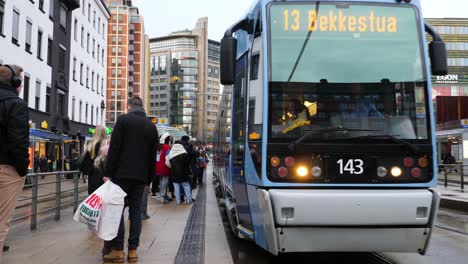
[
  {"x1": 180, "y1": 136, "x2": 197, "y2": 188},
  {"x1": 103, "y1": 96, "x2": 158, "y2": 263},
  {"x1": 0, "y1": 64, "x2": 29, "y2": 256}
]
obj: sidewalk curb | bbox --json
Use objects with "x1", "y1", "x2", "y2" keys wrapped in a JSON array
[{"x1": 440, "y1": 197, "x2": 468, "y2": 213}]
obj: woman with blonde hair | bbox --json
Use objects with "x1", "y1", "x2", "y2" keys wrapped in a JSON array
[{"x1": 86, "y1": 125, "x2": 108, "y2": 194}]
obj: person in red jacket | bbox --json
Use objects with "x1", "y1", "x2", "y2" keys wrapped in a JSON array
[{"x1": 156, "y1": 133, "x2": 172, "y2": 203}]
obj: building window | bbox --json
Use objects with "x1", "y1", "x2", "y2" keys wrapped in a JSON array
[
  {"x1": 101, "y1": 49, "x2": 104, "y2": 65},
  {"x1": 23, "y1": 75, "x2": 30, "y2": 105},
  {"x1": 81, "y1": 27, "x2": 84, "y2": 47},
  {"x1": 88, "y1": 4, "x2": 91, "y2": 22},
  {"x1": 79, "y1": 101, "x2": 82, "y2": 122},
  {"x1": 58, "y1": 46, "x2": 66, "y2": 71},
  {"x1": 87, "y1": 33, "x2": 90, "y2": 53},
  {"x1": 47, "y1": 38, "x2": 52, "y2": 65},
  {"x1": 72, "y1": 58, "x2": 77, "y2": 81},
  {"x1": 86, "y1": 67, "x2": 89, "y2": 88},
  {"x1": 39, "y1": 0, "x2": 44, "y2": 12},
  {"x1": 37, "y1": 30, "x2": 43, "y2": 59},
  {"x1": 96, "y1": 75, "x2": 99, "y2": 94},
  {"x1": 98, "y1": 17, "x2": 101, "y2": 33},
  {"x1": 82, "y1": 0, "x2": 85, "y2": 15},
  {"x1": 74, "y1": 19, "x2": 78, "y2": 41},
  {"x1": 101, "y1": 77, "x2": 104, "y2": 95},
  {"x1": 93, "y1": 11, "x2": 96, "y2": 28},
  {"x1": 97, "y1": 44, "x2": 100, "y2": 62},
  {"x1": 12, "y1": 10, "x2": 20, "y2": 44},
  {"x1": 91, "y1": 71, "x2": 94, "y2": 91},
  {"x1": 80, "y1": 63, "x2": 84, "y2": 84},
  {"x1": 46, "y1": 86, "x2": 51, "y2": 112},
  {"x1": 118, "y1": 15, "x2": 123, "y2": 21},
  {"x1": 49, "y1": 0, "x2": 54, "y2": 19},
  {"x1": 25, "y1": 20, "x2": 32, "y2": 52},
  {"x1": 72, "y1": 97, "x2": 75, "y2": 120},
  {"x1": 92, "y1": 39, "x2": 95, "y2": 58},
  {"x1": 85, "y1": 103, "x2": 88, "y2": 123},
  {"x1": 91, "y1": 105, "x2": 94, "y2": 124},
  {"x1": 58, "y1": 92, "x2": 65, "y2": 117},
  {"x1": 35, "y1": 80, "x2": 41, "y2": 110},
  {"x1": 60, "y1": 5, "x2": 67, "y2": 29},
  {"x1": 0, "y1": 1, "x2": 5, "y2": 36}
]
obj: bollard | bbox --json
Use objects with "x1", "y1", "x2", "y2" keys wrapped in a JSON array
[
  {"x1": 444, "y1": 165, "x2": 448, "y2": 188},
  {"x1": 73, "y1": 172, "x2": 79, "y2": 212},
  {"x1": 31, "y1": 174, "x2": 38, "y2": 230},
  {"x1": 55, "y1": 172, "x2": 61, "y2": 221}
]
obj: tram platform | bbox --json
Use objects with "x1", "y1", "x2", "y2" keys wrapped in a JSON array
[{"x1": 2, "y1": 166, "x2": 233, "y2": 264}]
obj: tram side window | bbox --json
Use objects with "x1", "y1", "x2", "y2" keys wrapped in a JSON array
[{"x1": 250, "y1": 55, "x2": 259, "y2": 80}]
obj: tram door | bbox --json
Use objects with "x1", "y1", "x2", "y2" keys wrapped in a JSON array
[{"x1": 231, "y1": 53, "x2": 253, "y2": 231}]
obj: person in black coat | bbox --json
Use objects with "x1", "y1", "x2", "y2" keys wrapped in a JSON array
[
  {"x1": 165, "y1": 142, "x2": 193, "y2": 205},
  {"x1": 0, "y1": 64, "x2": 29, "y2": 255},
  {"x1": 103, "y1": 97, "x2": 158, "y2": 263}
]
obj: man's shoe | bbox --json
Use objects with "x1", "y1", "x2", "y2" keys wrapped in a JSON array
[
  {"x1": 163, "y1": 195, "x2": 173, "y2": 201},
  {"x1": 128, "y1": 249, "x2": 138, "y2": 263},
  {"x1": 102, "y1": 249, "x2": 124, "y2": 263},
  {"x1": 3, "y1": 245, "x2": 9, "y2": 252},
  {"x1": 141, "y1": 213, "x2": 150, "y2": 220}
]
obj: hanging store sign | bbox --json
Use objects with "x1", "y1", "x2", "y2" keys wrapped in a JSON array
[
  {"x1": 436, "y1": 74, "x2": 459, "y2": 84},
  {"x1": 461, "y1": 119, "x2": 468, "y2": 128},
  {"x1": 41, "y1": 120, "x2": 48, "y2": 129}
]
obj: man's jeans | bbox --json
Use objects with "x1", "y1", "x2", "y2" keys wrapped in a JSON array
[
  {"x1": 173, "y1": 181, "x2": 191, "y2": 204},
  {"x1": 141, "y1": 185, "x2": 149, "y2": 215},
  {"x1": 159, "y1": 176, "x2": 169, "y2": 201},
  {"x1": 112, "y1": 179, "x2": 145, "y2": 250}
]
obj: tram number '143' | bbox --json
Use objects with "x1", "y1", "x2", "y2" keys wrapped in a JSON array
[{"x1": 337, "y1": 159, "x2": 364, "y2": 175}]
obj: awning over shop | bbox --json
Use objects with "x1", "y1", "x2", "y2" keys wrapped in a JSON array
[{"x1": 29, "y1": 129, "x2": 73, "y2": 142}]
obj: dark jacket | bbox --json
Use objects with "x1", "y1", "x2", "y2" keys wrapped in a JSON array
[
  {"x1": 165, "y1": 144, "x2": 192, "y2": 183},
  {"x1": 105, "y1": 108, "x2": 158, "y2": 184},
  {"x1": 0, "y1": 86, "x2": 30, "y2": 176}
]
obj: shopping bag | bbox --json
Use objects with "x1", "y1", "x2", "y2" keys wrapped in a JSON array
[{"x1": 74, "y1": 181, "x2": 127, "y2": 240}]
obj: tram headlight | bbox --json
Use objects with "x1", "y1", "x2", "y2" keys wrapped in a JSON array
[
  {"x1": 311, "y1": 166, "x2": 322, "y2": 177},
  {"x1": 377, "y1": 166, "x2": 388, "y2": 177},
  {"x1": 390, "y1": 166, "x2": 403, "y2": 177},
  {"x1": 296, "y1": 166, "x2": 309, "y2": 177}
]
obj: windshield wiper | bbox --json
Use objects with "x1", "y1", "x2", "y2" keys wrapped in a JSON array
[
  {"x1": 287, "y1": 2, "x2": 321, "y2": 82},
  {"x1": 288, "y1": 127, "x2": 383, "y2": 151},
  {"x1": 350, "y1": 135, "x2": 420, "y2": 154}
]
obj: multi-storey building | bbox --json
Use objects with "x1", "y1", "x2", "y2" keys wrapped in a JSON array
[
  {"x1": 148, "y1": 18, "x2": 221, "y2": 142},
  {"x1": 426, "y1": 18, "x2": 468, "y2": 166},
  {"x1": 105, "y1": 0, "x2": 145, "y2": 126},
  {"x1": 69, "y1": 0, "x2": 110, "y2": 134},
  {"x1": 0, "y1": 0, "x2": 80, "y2": 159},
  {"x1": 206, "y1": 40, "x2": 221, "y2": 141}
]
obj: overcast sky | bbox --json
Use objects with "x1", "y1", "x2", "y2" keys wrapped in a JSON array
[{"x1": 133, "y1": 0, "x2": 468, "y2": 41}]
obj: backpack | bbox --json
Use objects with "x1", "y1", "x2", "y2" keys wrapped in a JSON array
[
  {"x1": 78, "y1": 142, "x2": 101, "y2": 175},
  {"x1": 78, "y1": 151, "x2": 94, "y2": 175}
]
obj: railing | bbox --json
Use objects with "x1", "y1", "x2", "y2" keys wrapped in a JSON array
[
  {"x1": 438, "y1": 164, "x2": 467, "y2": 191},
  {"x1": 12, "y1": 171, "x2": 89, "y2": 230}
]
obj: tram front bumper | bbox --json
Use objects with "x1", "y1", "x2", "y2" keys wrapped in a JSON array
[{"x1": 256, "y1": 189, "x2": 440, "y2": 255}]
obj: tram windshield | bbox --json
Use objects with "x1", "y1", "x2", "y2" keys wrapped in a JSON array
[{"x1": 268, "y1": 2, "x2": 429, "y2": 141}]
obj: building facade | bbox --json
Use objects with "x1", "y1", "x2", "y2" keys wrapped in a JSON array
[
  {"x1": 105, "y1": 0, "x2": 145, "y2": 126},
  {"x1": 148, "y1": 18, "x2": 221, "y2": 141},
  {"x1": 0, "y1": 0, "x2": 54, "y2": 118},
  {"x1": 69, "y1": 0, "x2": 110, "y2": 135},
  {"x1": 426, "y1": 18, "x2": 468, "y2": 166}
]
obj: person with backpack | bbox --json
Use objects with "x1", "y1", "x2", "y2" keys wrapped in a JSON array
[
  {"x1": 80, "y1": 125, "x2": 108, "y2": 194},
  {"x1": 0, "y1": 64, "x2": 29, "y2": 258}
]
